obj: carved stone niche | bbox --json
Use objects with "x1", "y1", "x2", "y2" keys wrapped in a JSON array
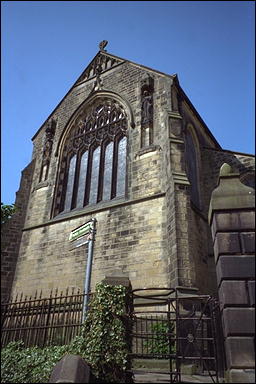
[
  {"x1": 141, "y1": 75, "x2": 154, "y2": 148},
  {"x1": 169, "y1": 116, "x2": 183, "y2": 138},
  {"x1": 39, "y1": 118, "x2": 57, "y2": 183}
]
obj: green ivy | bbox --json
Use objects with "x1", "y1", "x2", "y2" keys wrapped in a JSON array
[
  {"x1": 72, "y1": 283, "x2": 132, "y2": 382},
  {"x1": 0, "y1": 341, "x2": 69, "y2": 383},
  {"x1": 1, "y1": 282, "x2": 133, "y2": 383}
]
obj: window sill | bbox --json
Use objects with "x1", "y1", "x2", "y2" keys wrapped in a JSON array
[{"x1": 52, "y1": 196, "x2": 127, "y2": 222}]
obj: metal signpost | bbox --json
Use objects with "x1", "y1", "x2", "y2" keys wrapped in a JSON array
[{"x1": 69, "y1": 218, "x2": 97, "y2": 321}]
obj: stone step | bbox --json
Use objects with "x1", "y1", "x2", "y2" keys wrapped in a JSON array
[
  {"x1": 132, "y1": 358, "x2": 170, "y2": 370},
  {"x1": 132, "y1": 359, "x2": 198, "y2": 374},
  {"x1": 132, "y1": 359, "x2": 223, "y2": 383}
]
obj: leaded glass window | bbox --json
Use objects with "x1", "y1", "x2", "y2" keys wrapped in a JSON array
[
  {"x1": 64, "y1": 155, "x2": 77, "y2": 211},
  {"x1": 102, "y1": 142, "x2": 114, "y2": 201},
  {"x1": 53, "y1": 97, "x2": 128, "y2": 216},
  {"x1": 116, "y1": 137, "x2": 127, "y2": 197},
  {"x1": 76, "y1": 151, "x2": 88, "y2": 208},
  {"x1": 89, "y1": 147, "x2": 101, "y2": 205}
]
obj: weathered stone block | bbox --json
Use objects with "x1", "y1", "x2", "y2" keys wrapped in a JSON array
[
  {"x1": 49, "y1": 354, "x2": 90, "y2": 383},
  {"x1": 222, "y1": 308, "x2": 255, "y2": 336},
  {"x1": 219, "y1": 280, "x2": 248, "y2": 308},
  {"x1": 214, "y1": 233, "x2": 240, "y2": 261},
  {"x1": 225, "y1": 337, "x2": 255, "y2": 368},
  {"x1": 248, "y1": 280, "x2": 255, "y2": 306},
  {"x1": 216, "y1": 256, "x2": 255, "y2": 284},
  {"x1": 240, "y1": 232, "x2": 255, "y2": 253},
  {"x1": 211, "y1": 211, "x2": 255, "y2": 236}
]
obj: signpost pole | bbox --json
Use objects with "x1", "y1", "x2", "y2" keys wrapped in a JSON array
[{"x1": 82, "y1": 218, "x2": 97, "y2": 321}]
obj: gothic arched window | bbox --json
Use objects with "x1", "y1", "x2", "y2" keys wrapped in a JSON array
[{"x1": 53, "y1": 98, "x2": 128, "y2": 217}]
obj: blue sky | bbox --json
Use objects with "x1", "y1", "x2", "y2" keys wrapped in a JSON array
[{"x1": 1, "y1": 1, "x2": 255, "y2": 205}]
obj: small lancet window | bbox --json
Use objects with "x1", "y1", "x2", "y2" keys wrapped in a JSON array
[{"x1": 40, "y1": 164, "x2": 49, "y2": 182}]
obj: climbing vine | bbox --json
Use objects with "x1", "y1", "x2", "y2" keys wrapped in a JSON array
[{"x1": 73, "y1": 282, "x2": 133, "y2": 382}]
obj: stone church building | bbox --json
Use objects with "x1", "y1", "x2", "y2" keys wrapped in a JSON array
[{"x1": 2, "y1": 43, "x2": 255, "y2": 301}]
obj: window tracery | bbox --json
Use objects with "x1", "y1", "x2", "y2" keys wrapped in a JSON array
[{"x1": 53, "y1": 98, "x2": 128, "y2": 216}]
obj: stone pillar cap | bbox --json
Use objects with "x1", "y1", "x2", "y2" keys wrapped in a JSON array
[{"x1": 208, "y1": 163, "x2": 255, "y2": 224}]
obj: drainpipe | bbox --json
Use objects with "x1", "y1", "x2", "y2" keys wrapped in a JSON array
[{"x1": 82, "y1": 218, "x2": 97, "y2": 321}]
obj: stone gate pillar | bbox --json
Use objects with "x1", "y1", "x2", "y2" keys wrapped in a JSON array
[{"x1": 208, "y1": 163, "x2": 255, "y2": 383}]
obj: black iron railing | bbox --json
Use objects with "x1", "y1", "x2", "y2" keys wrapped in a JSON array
[
  {"x1": 1, "y1": 288, "x2": 90, "y2": 348},
  {"x1": 131, "y1": 288, "x2": 225, "y2": 384}
]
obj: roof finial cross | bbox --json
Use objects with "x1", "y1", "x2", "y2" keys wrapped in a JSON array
[{"x1": 99, "y1": 40, "x2": 108, "y2": 52}]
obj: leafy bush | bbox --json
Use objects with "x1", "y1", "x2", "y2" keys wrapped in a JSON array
[
  {"x1": 1, "y1": 203, "x2": 17, "y2": 224},
  {"x1": 1, "y1": 283, "x2": 132, "y2": 383},
  {"x1": 144, "y1": 321, "x2": 175, "y2": 355}
]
